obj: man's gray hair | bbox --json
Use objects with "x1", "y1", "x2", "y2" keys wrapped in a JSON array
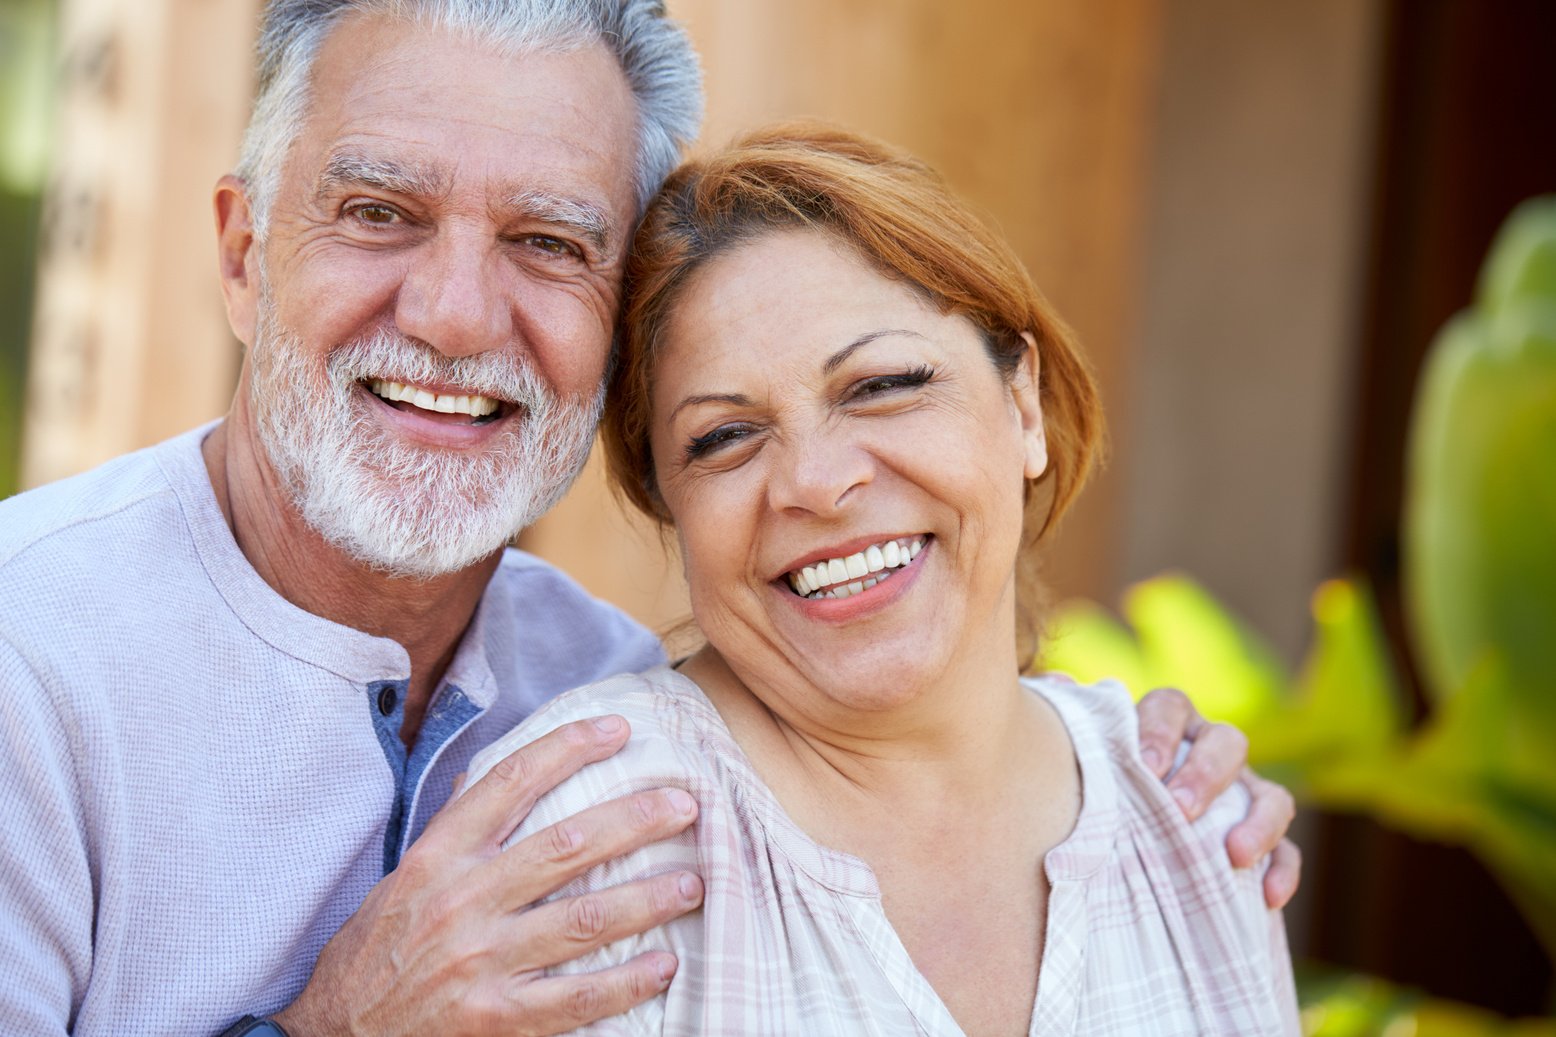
[{"x1": 235, "y1": 0, "x2": 704, "y2": 239}]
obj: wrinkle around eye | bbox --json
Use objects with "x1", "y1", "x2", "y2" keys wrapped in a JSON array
[{"x1": 676, "y1": 423, "x2": 768, "y2": 474}]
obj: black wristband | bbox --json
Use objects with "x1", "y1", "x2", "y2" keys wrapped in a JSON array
[{"x1": 217, "y1": 1016, "x2": 291, "y2": 1037}]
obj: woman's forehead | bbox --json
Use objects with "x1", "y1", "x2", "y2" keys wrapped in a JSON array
[{"x1": 659, "y1": 229, "x2": 944, "y2": 369}]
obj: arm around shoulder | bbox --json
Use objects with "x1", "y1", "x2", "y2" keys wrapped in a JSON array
[{"x1": 461, "y1": 681, "x2": 711, "y2": 1034}]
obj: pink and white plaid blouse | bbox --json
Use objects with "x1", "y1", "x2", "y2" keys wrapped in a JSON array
[{"x1": 468, "y1": 667, "x2": 1300, "y2": 1035}]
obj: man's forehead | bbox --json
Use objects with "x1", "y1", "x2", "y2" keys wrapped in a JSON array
[{"x1": 292, "y1": 15, "x2": 641, "y2": 223}]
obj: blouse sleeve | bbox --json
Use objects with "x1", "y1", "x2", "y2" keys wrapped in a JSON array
[{"x1": 463, "y1": 676, "x2": 709, "y2": 1035}]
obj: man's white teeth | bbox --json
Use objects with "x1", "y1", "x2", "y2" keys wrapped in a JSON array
[
  {"x1": 789, "y1": 537, "x2": 926, "y2": 599},
  {"x1": 368, "y1": 379, "x2": 500, "y2": 417}
]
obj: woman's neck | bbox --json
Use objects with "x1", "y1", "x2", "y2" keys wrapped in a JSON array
[{"x1": 679, "y1": 642, "x2": 1072, "y2": 851}]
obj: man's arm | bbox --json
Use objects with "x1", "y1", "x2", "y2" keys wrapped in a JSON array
[
  {"x1": 1135, "y1": 687, "x2": 1301, "y2": 909},
  {"x1": 0, "y1": 638, "x2": 91, "y2": 1037},
  {"x1": 272, "y1": 716, "x2": 703, "y2": 1037}
]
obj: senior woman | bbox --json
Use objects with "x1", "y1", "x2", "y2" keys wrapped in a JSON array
[{"x1": 468, "y1": 125, "x2": 1300, "y2": 1035}]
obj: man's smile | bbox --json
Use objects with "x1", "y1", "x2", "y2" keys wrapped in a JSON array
[{"x1": 363, "y1": 377, "x2": 512, "y2": 427}]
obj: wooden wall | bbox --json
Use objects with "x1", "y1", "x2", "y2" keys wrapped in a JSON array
[
  {"x1": 22, "y1": 0, "x2": 255, "y2": 488},
  {"x1": 520, "y1": 0, "x2": 1164, "y2": 633}
]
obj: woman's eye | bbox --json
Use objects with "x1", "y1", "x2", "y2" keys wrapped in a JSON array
[
  {"x1": 850, "y1": 364, "x2": 936, "y2": 399},
  {"x1": 685, "y1": 425, "x2": 753, "y2": 460}
]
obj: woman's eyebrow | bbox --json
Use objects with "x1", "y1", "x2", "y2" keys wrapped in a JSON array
[
  {"x1": 821, "y1": 329, "x2": 928, "y2": 374},
  {"x1": 669, "y1": 392, "x2": 752, "y2": 423}
]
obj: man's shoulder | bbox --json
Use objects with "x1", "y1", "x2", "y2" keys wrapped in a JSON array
[
  {"x1": 480, "y1": 547, "x2": 667, "y2": 681},
  {"x1": 0, "y1": 432, "x2": 197, "y2": 573}
]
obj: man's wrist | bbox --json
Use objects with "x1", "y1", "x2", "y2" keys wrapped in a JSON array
[{"x1": 217, "y1": 1016, "x2": 291, "y2": 1037}]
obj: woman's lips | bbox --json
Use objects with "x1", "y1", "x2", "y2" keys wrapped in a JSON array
[{"x1": 785, "y1": 535, "x2": 929, "y2": 600}]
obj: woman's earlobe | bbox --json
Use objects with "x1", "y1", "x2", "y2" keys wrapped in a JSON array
[
  {"x1": 1024, "y1": 423, "x2": 1049, "y2": 480},
  {"x1": 1016, "y1": 331, "x2": 1048, "y2": 479}
]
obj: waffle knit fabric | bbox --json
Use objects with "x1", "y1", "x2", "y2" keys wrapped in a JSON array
[{"x1": 0, "y1": 423, "x2": 664, "y2": 1035}]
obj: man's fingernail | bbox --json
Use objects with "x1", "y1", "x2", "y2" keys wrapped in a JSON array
[
  {"x1": 657, "y1": 955, "x2": 678, "y2": 983},
  {"x1": 678, "y1": 873, "x2": 701, "y2": 901},
  {"x1": 1173, "y1": 787, "x2": 1196, "y2": 814},
  {"x1": 666, "y1": 789, "x2": 695, "y2": 815},
  {"x1": 1141, "y1": 746, "x2": 1163, "y2": 772},
  {"x1": 593, "y1": 716, "x2": 624, "y2": 735}
]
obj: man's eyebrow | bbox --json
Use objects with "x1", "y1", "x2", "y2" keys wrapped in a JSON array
[
  {"x1": 505, "y1": 189, "x2": 613, "y2": 252},
  {"x1": 822, "y1": 329, "x2": 927, "y2": 374},
  {"x1": 316, "y1": 153, "x2": 446, "y2": 199}
]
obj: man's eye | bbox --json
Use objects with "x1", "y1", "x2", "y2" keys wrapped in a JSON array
[
  {"x1": 525, "y1": 235, "x2": 582, "y2": 259},
  {"x1": 350, "y1": 204, "x2": 400, "y2": 225}
]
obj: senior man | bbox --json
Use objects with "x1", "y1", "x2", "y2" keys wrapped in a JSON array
[{"x1": 0, "y1": 1, "x2": 1300, "y2": 1035}]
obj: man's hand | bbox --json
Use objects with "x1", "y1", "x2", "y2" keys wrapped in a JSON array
[
  {"x1": 1135, "y1": 687, "x2": 1302, "y2": 910},
  {"x1": 273, "y1": 715, "x2": 704, "y2": 1036}
]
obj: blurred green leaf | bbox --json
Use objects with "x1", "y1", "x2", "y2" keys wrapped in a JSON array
[
  {"x1": 1040, "y1": 600, "x2": 1149, "y2": 693},
  {"x1": 1041, "y1": 573, "x2": 1286, "y2": 731},
  {"x1": 1404, "y1": 198, "x2": 1556, "y2": 716},
  {"x1": 1297, "y1": 967, "x2": 1556, "y2": 1036}
]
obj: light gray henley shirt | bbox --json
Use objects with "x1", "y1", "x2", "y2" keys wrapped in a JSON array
[{"x1": 0, "y1": 424, "x2": 665, "y2": 1035}]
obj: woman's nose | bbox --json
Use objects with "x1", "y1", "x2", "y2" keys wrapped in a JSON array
[
  {"x1": 767, "y1": 430, "x2": 874, "y2": 515},
  {"x1": 393, "y1": 230, "x2": 514, "y2": 358}
]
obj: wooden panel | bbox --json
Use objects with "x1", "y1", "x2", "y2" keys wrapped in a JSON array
[
  {"x1": 522, "y1": 0, "x2": 1163, "y2": 631},
  {"x1": 22, "y1": 0, "x2": 256, "y2": 488}
]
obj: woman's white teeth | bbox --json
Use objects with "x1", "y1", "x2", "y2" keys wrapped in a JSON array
[
  {"x1": 368, "y1": 379, "x2": 500, "y2": 417},
  {"x1": 789, "y1": 537, "x2": 927, "y2": 599}
]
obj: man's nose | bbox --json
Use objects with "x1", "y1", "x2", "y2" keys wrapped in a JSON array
[
  {"x1": 766, "y1": 428, "x2": 874, "y2": 516},
  {"x1": 394, "y1": 229, "x2": 514, "y2": 357}
]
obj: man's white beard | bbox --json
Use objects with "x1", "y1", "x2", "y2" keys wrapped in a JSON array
[{"x1": 248, "y1": 285, "x2": 603, "y2": 580}]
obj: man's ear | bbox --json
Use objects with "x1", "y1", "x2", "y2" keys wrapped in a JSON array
[
  {"x1": 214, "y1": 174, "x2": 259, "y2": 348},
  {"x1": 1015, "y1": 331, "x2": 1048, "y2": 480}
]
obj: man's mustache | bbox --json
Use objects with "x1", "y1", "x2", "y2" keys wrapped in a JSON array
[{"x1": 325, "y1": 331, "x2": 552, "y2": 412}]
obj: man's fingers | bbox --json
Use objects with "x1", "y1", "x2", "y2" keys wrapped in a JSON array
[
  {"x1": 492, "y1": 788, "x2": 699, "y2": 910},
  {"x1": 1163, "y1": 722, "x2": 1249, "y2": 820},
  {"x1": 437, "y1": 717, "x2": 631, "y2": 852},
  {"x1": 505, "y1": 953, "x2": 679, "y2": 1036},
  {"x1": 1262, "y1": 838, "x2": 1302, "y2": 910},
  {"x1": 1226, "y1": 769, "x2": 1298, "y2": 867},
  {"x1": 500, "y1": 870, "x2": 704, "y2": 974},
  {"x1": 1135, "y1": 687, "x2": 1197, "y2": 777}
]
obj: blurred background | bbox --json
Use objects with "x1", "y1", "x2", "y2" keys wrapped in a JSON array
[{"x1": 1, "y1": 0, "x2": 1552, "y2": 1031}]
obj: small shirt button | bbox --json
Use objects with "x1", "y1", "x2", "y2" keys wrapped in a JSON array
[{"x1": 377, "y1": 685, "x2": 398, "y2": 716}]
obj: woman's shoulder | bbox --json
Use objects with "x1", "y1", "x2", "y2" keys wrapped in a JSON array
[
  {"x1": 1024, "y1": 672, "x2": 1253, "y2": 849},
  {"x1": 1023, "y1": 673, "x2": 1263, "y2": 926},
  {"x1": 465, "y1": 666, "x2": 728, "y2": 821},
  {"x1": 1027, "y1": 674, "x2": 1297, "y2": 1032}
]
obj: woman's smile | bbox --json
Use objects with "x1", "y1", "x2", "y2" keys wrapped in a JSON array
[{"x1": 779, "y1": 534, "x2": 927, "y2": 600}]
